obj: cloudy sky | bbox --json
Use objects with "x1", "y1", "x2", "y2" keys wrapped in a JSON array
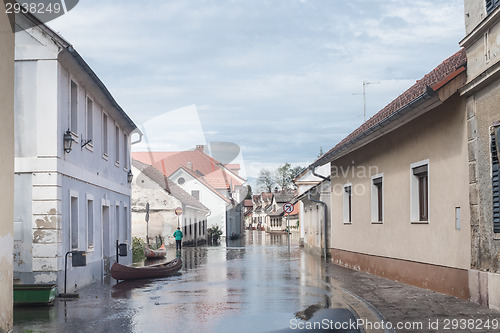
[{"x1": 48, "y1": 0, "x2": 465, "y2": 179}]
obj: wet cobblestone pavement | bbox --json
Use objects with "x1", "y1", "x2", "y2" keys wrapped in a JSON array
[{"x1": 13, "y1": 231, "x2": 500, "y2": 333}]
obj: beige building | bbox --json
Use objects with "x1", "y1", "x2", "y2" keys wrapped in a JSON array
[
  {"x1": 0, "y1": 3, "x2": 14, "y2": 331},
  {"x1": 461, "y1": 0, "x2": 500, "y2": 311},
  {"x1": 311, "y1": 50, "x2": 470, "y2": 299}
]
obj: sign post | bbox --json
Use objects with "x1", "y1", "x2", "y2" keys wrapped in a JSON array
[
  {"x1": 145, "y1": 202, "x2": 150, "y2": 245},
  {"x1": 175, "y1": 207, "x2": 183, "y2": 228},
  {"x1": 283, "y1": 203, "x2": 294, "y2": 251}
]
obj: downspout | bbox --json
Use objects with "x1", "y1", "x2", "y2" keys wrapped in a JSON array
[
  {"x1": 308, "y1": 191, "x2": 328, "y2": 260},
  {"x1": 309, "y1": 165, "x2": 329, "y2": 181}
]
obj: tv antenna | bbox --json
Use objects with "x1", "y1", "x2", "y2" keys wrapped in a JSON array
[{"x1": 353, "y1": 81, "x2": 380, "y2": 122}]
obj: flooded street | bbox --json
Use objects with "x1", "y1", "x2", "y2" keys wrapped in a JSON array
[{"x1": 13, "y1": 231, "x2": 377, "y2": 333}]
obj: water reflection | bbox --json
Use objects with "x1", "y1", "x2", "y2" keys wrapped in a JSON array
[{"x1": 13, "y1": 230, "x2": 360, "y2": 333}]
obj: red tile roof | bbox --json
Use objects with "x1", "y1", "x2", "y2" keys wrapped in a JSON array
[{"x1": 315, "y1": 49, "x2": 467, "y2": 166}]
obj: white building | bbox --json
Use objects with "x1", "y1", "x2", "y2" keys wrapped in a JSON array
[
  {"x1": 131, "y1": 160, "x2": 209, "y2": 246},
  {"x1": 13, "y1": 14, "x2": 140, "y2": 292},
  {"x1": 294, "y1": 164, "x2": 330, "y2": 246}
]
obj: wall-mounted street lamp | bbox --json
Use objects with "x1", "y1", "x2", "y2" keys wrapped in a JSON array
[
  {"x1": 63, "y1": 129, "x2": 73, "y2": 153},
  {"x1": 127, "y1": 169, "x2": 133, "y2": 183}
]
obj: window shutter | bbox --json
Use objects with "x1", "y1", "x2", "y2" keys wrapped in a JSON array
[
  {"x1": 413, "y1": 165, "x2": 428, "y2": 175},
  {"x1": 486, "y1": 0, "x2": 500, "y2": 15},
  {"x1": 492, "y1": 131, "x2": 500, "y2": 233}
]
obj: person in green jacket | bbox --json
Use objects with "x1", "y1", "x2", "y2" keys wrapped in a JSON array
[{"x1": 173, "y1": 227, "x2": 183, "y2": 250}]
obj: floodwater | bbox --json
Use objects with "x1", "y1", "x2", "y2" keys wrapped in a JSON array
[{"x1": 13, "y1": 231, "x2": 380, "y2": 333}]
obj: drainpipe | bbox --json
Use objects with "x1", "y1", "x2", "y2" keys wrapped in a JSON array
[
  {"x1": 308, "y1": 191, "x2": 328, "y2": 260},
  {"x1": 309, "y1": 165, "x2": 329, "y2": 181}
]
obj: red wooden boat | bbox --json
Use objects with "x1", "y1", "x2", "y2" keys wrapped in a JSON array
[
  {"x1": 144, "y1": 243, "x2": 166, "y2": 259},
  {"x1": 110, "y1": 257, "x2": 182, "y2": 280}
]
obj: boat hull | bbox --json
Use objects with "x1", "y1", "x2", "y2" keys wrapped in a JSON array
[
  {"x1": 144, "y1": 244, "x2": 167, "y2": 259},
  {"x1": 110, "y1": 257, "x2": 182, "y2": 280}
]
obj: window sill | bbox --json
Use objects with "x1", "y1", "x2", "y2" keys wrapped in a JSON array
[
  {"x1": 87, "y1": 246, "x2": 95, "y2": 253},
  {"x1": 343, "y1": 222, "x2": 352, "y2": 225},
  {"x1": 85, "y1": 143, "x2": 94, "y2": 152},
  {"x1": 411, "y1": 220, "x2": 429, "y2": 224},
  {"x1": 102, "y1": 153, "x2": 109, "y2": 161},
  {"x1": 371, "y1": 221, "x2": 383, "y2": 224},
  {"x1": 494, "y1": 233, "x2": 500, "y2": 241},
  {"x1": 115, "y1": 161, "x2": 120, "y2": 168}
]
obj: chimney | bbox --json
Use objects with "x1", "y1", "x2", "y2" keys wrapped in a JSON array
[
  {"x1": 196, "y1": 145, "x2": 204, "y2": 151},
  {"x1": 186, "y1": 161, "x2": 192, "y2": 170}
]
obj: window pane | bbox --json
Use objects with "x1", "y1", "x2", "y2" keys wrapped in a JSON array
[
  {"x1": 71, "y1": 196, "x2": 78, "y2": 249},
  {"x1": 86, "y1": 98, "x2": 93, "y2": 141},
  {"x1": 70, "y1": 81, "x2": 78, "y2": 133}
]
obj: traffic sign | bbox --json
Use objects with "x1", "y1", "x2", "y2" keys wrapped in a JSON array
[
  {"x1": 283, "y1": 203, "x2": 294, "y2": 214},
  {"x1": 175, "y1": 207, "x2": 183, "y2": 216}
]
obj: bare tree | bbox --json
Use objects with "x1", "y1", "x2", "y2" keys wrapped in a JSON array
[{"x1": 256, "y1": 168, "x2": 274, "y2": 192}]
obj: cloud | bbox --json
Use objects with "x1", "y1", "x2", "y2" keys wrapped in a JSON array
[{"x1": 48, "y1": 0, "x2": 465, "y2": 169}]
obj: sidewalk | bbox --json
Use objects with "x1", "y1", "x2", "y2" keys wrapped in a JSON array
[{"x1": 323, "y1": 260, "x2": 500, "y2": 333}]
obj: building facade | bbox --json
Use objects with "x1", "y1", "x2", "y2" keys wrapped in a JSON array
[
  {"x1": 312, "y1": 50, "x2": 470, "y2": 299},
  {"x1": 133, "y1": 147, "x2": 246, "y2": 240},
  {"x1": 461, "y1": 0, "x2": 500, "y2": 310},
  {"x1": 131, "y1": 160, "x2": 209, "y2": 246},
  {"x1": 13, "y1": 15, "x2": 139, "y2": 292},
  {"x1": 0, "y1": 3, "x2": 14, "y2": 331}
]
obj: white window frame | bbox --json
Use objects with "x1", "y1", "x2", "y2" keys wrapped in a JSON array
[
  {"x1": 410, "y1": 159, "x2": 430, "y2": 223},
  {"x1": 115, "y1": 124, "x2": 120, "y2": 166},
  {"x1": 86, "y1": 194, "x2": 94, "y2": 251},
  {"x1": 85, "y1": 96, "x2": 94, "y2": 150},
  {"x1": 70, "y1": 190, "x2": 79, "y2": 250},
  {"x1": 70, "y1": 79, "x2": 78, "y2": 135},
  {"x1": 371, "y1": 173, "x2": 384, "y2": 223},
  {"x1": 102, "y1": 112, "x2": 109, "y2": 159},
  {"x1": 343, "y1": 183, "x2": 352, "y2": 224}
]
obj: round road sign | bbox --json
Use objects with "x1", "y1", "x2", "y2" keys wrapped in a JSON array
[
  {"x1": 175, "y1": 207, "x2": 183, "y2": 216},
  {"x1": 283, "y1": 203, "x2": 294, "y2": 214}
]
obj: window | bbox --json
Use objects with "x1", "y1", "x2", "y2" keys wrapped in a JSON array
[
  {"x1": 87, "y1": 199, "x2": 94, "y2": 248},
  {"x1": 178, "y1": 177, "x2": 185, "y2": 185},
  {"x1": 123, "y1": 206, "x2": 128, "y2": 242},
  {"x1": 70, "y1": 80, "x2": 78, "y2": 133},
  {"x1": 191, "y1": 190, "x2": 200, "y2": 201},
  {"x1": 486, "y1": 0, "x2": 500, "y2": 15},
  {"x1": 123, "y1": 133, "x2": 128, "y2": 168},
  {"x1": 343, "y1": 184, "x2": 352, "y2": 223},
  {"x1": 86, "y1": 97, "x2": 93, "y2": 143},
  {"x1": 70, "y1": 195, "x2": 78, "y2": 250},
  {"x1": 115, "y1": 125, "x2": 120, "y2": 164},
  {"x1": 116, "y1": 205, "x2": 120, "y2": 241},
  {"x1": 371, "y1": 175, "x2": 383, "y2": 223},
  {"x1": 492, "y1": 127, "x2": 500, "y2": 233},
  {"x1": 102, "y1": 113, "x2": 108, "y2": 155},
  {"x1": 411, "y1": 161, "x2": 429, "y2": 222}
]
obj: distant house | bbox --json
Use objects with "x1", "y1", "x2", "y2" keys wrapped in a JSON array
[
  {"x1": 460, "y1": 0, "x2": 500, "y2": 311},
  {"x1": 311, "y1": 49, "x2": 469, "y2": 299},
  {"x1": 131, "y1": 160, "x2": 209, "y2": 247},
  {"x1": 132, "y1": 145, "x2": 246, "y2": 239},
  {"x1": 0, "y1": 5, "x2": 14, "y2": 332},
  {"x1": 13, "y1": 14, "x2": 139, "y2": 292},
  {"x1": 251, "y1": 192, "x2": 273, "y2": 230}
]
